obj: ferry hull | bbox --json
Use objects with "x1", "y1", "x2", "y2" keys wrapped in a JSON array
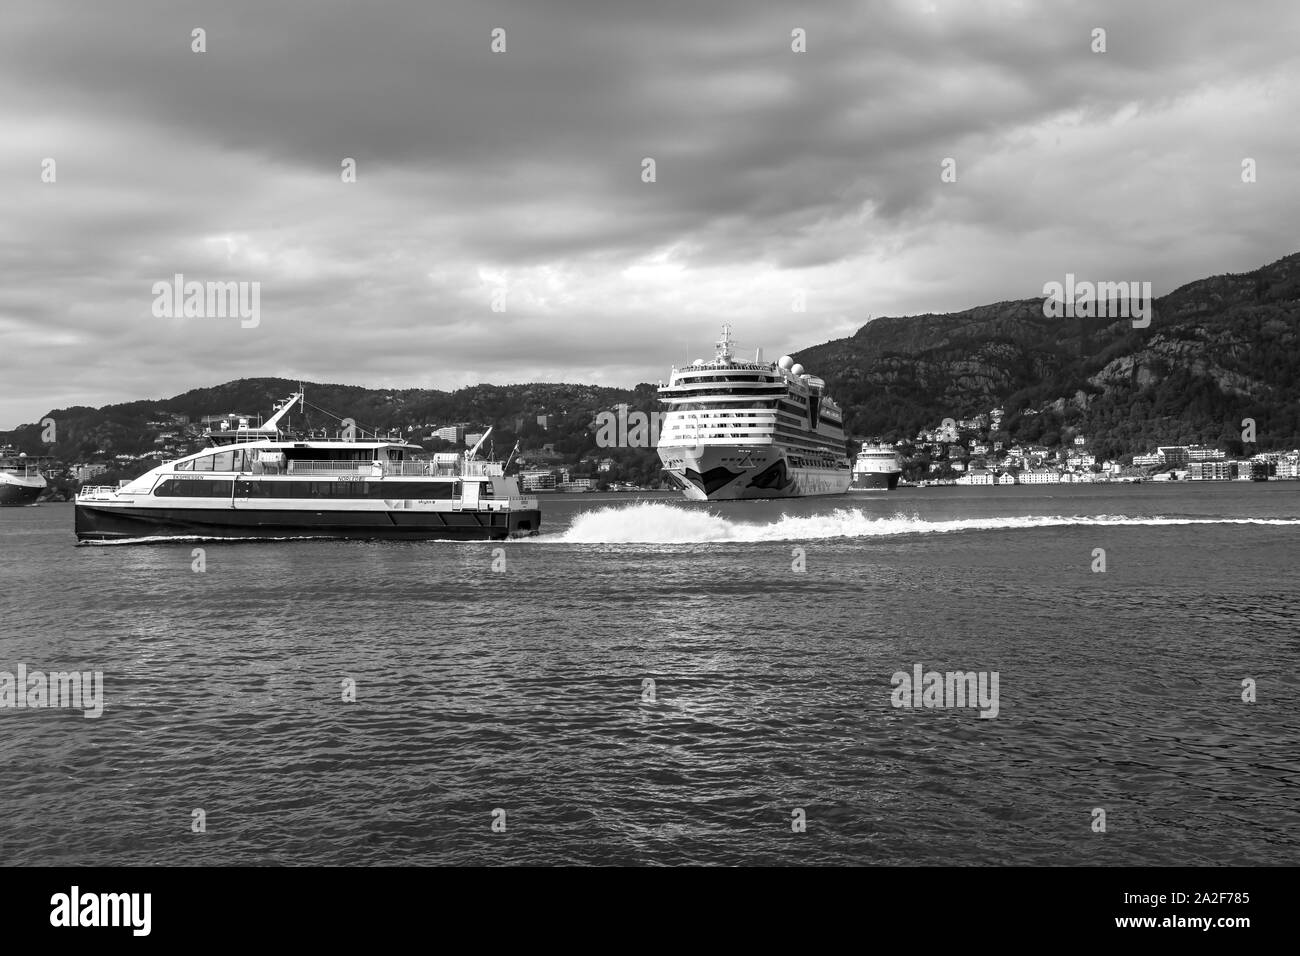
[
  {"x1": 0, "y1": 479, "x2": 44, "y2": 506},
  {"x1": 658, "y1": 446, "x2": 850, "y2": 501},
  {"x1": 850, "y1": 472, "x2": 900, "y2": 491},
  {"x1": 75, "y1": 503, "x2": 541, "y2": 542}
]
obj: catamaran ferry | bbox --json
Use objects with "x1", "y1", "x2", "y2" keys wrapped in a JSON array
[
  {"x1": 656, "y1": 326, "x2": 851, "y2": 500},
  {"x1": 74, "y1": 392, "x2": 540, "y2": 541}
]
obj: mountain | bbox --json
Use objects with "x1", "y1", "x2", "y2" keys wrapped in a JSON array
[
  {"x1": 792, "y1": 252, "x2": 1300, "y2": 460},
  {"x1": 6, "y1": 252, "x2": 1299, "y2": 473}
]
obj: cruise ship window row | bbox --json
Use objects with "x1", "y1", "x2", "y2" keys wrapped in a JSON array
[
  {"x1": 665, "y1": 377, "x2": 774, "y2": 385},
  {"x1": 664, "y1": 410, "x2": 773, "y2": 418},
  {"x1": 774, "y1": 429, "x2": 840, "y2": 445},
  {"x1": 664, "y1": 401, "x2": 779, "y2": 411},
  {"x1": 662, "y1": 386, "x2": 789, "y2": 397},
  {"x1": 772, "y1": 435, "x2": 844, "y2": 454}
]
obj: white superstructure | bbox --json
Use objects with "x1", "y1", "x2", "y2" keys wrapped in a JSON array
[
  {"x1": 851, "y1": 442, "x2": 903, "y2": 491},
  {"x1": 656, "y1": 326, "x2": 851, "y2": 500}
]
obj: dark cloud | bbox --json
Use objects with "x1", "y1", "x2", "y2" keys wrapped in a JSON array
[{"x1": 2, "y1": 0, "x2": 1297, "y2": 425}]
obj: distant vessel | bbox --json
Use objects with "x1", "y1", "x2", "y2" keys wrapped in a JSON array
[
  {"x1": 0, "y1": 446, "x2": 47, "y2": 507},
  {"x1": 75, "y1": 392, "x2": 540, "y2": 541},
  {"x1": 656, "y1": 326, "x2": 851, "y2": 500},
  {"x1": 851, "y1": 442, "x2": 903, "y2": 491}
]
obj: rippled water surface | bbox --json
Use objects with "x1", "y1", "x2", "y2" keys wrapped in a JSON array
[{"x1": 2, "y1": 483, "x2": 1297, "y2": 865}]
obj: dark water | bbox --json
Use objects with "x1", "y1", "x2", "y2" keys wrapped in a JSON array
[{"x1": 1, "y1": 483, "x2": 1297, "y2": 865}]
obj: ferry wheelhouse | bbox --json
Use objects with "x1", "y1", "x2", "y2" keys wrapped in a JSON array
[
  {"x1": 656, "y1": 326, "x2": 851, "y2": 500},
  {"x1": 74, "y1": 392, "x2": 540, "y2": 541}
]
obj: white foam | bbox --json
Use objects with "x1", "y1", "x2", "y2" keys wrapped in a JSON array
[{"x1": 542, "y1": 502, "x2": 1300, "y2": 545}]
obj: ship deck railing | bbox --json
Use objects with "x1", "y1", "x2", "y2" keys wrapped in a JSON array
[{"x1": 76, "y1": 485, "x2": 120, "y2": 500}]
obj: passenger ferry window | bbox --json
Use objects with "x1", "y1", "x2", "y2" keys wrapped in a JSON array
[
  {"x1": 175, "y1": 459, "x2": 193, "y2": 471},
  {"x1": 194, "y1": 455, "x2": 214, "y2": 472},
  {"x1": 230, "y1": 449, "x2": 247, "y2": 472},
  {"x1": 155, "y1": 478, "x2": 233, "y2": 497},
  {"x1": 212, "y1": 451, "x2": 235, "y2": 471}
]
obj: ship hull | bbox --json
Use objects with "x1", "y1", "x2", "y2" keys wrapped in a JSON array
[
  {"x1": 75, "y1": 503, "x2": 541, "y2": 542},
  {"x1": 850, "y1": 471, "x2": 900, "y2": 491},
  {"x1": 658, "y1": 446, "x2": 850, "y2": 501},
  {"x1": 0, "y1": 477, "x2": 45, "y2": 506}
]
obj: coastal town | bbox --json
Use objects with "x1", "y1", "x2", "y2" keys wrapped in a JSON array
[
  {"x1": 7, "y1": 392, "x2": 1298, "y2": 504},
  {"x1": 896, "y1": 407, "x2": 1299, "y2": 486}
]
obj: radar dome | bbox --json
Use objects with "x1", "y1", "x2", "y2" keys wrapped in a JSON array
[
  {"x1": 790, "y1": 363, "x2": 804, "y2": 376},
  {"x1": 778, "y1": 356, "x2": 794, "y2": 370}
]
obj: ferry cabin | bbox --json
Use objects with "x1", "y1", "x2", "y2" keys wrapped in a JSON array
[{"x1": 89, "y1": 440, "x2": 522, "y2": 506}]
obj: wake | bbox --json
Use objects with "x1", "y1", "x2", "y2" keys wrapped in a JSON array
[{"x1": 544, "y1": 502, "x2": 1300, "y2": 545}]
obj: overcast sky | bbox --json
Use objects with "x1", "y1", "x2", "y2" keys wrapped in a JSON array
[{"x1": 2, "y1": 0, "x2": 1297, "y2": 427}]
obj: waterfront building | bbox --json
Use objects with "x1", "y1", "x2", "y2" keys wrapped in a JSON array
[
  {"x1": 1018, "y1": 469, "x2": 1061, "y2": 484},
  {"x1": 520, "y1": 470, "x2": 558, "y2": 492}
]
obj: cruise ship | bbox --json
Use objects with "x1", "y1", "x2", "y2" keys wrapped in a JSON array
[
  {"x1": 74, "y1": 392, "x2": 540, "y2": 541},
  {"x1": 851, "y1": 442, "x2": 903, "y2": 491},
  {"x1": 656, "y1": 326, "x2": 851, "y2": 500},
  {"x1": 0, "y1": 446, "x2": 47, "y2": 506}
]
